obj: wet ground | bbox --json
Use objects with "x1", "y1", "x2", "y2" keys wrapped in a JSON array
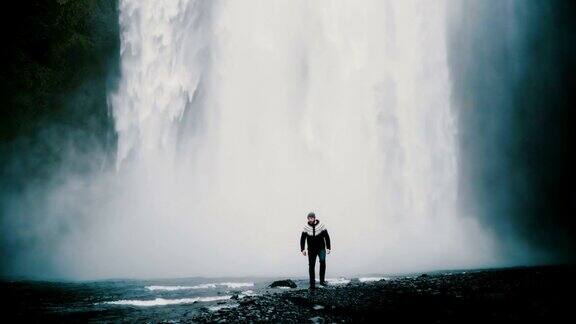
[
  {"x1": 193, "y1": 265, "x2": 574, "y2": 323},
  {"x1": 3, "y1": 265, "x2": 573, "y2": 322}
]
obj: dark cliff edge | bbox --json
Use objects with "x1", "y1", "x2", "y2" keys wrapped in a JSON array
[{"x1": 0, "y1": 0, "x2": 120, "y2": 276}]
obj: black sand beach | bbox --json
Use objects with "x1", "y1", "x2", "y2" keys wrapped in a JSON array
[{"x1": 193, "y1": 265, "x2": 574, "y2": 323}]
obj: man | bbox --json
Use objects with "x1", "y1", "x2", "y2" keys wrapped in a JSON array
[{"x1": 300, "y1": 212, "x2": 331, "y2": 289}]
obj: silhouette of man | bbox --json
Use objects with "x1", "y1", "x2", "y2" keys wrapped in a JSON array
[{"x1": 300, "y1": 212, "x2": 331, "y2": 289}]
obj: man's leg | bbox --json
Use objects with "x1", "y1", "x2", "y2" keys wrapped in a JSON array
[
  {"x1": 308, "y1": 249, "x2": 318, "y2": 288},
  {"x1": 318, "y1": 248, "x2": 326, "y2": 284}
]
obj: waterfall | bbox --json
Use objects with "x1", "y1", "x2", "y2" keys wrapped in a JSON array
[{"x1": 105, "y1": 0, "x2": 497, "y2": 277}]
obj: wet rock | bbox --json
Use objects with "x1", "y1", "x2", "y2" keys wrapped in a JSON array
[
  {"x1": 239, "y1": 298, "x2": 256, "y2": 306},
  {"x1": 269, "y1": 279, "x2": 297, "y2": 288},
  {"x1": 286, "y1": 296, "x2": 312, "y2": 307}
]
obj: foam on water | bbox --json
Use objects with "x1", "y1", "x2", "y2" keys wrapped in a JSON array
[
  {"x1": 145, "y1": 282, "x2": 253, "y2": 291},
  {"x1": 208, "y1": 303, "x2": 239, "y2": 312},
  {"x1": 238, "y1": 290, "x2": 258, "y2": 298},
  {"x1": 103, "y1": 295, "x2": 232, "y2": 307},
  {"x1": 145, "y1": 284, "x2": 216, "y2": 291},
  {"x1": 359, "y1": 277, "x2": 388, "y2": 282},
  {"x1": 220, "y1": 282, "x2": 255, "y2": 288},
  {"x1": 314, "y1": 278, "x2": 351, "y2": 285},
  {"x1": 327, "y1": 278, "x2": 351, "y2": 285}
]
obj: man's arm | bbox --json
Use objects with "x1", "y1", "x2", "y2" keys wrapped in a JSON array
[
  {"x1": 324, "y1": 230, "x2": 331, "y2": 250},
  {"x1": 300, "y1": 232, "x2": 306, "y2": 251}
]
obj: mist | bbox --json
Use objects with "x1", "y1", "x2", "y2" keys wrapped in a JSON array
[
  {"x1": 447, "y1": 0, "x2": 576, "y2": 264},
  {"x1": 1, "y1": 0, "x2": 573, "y2": 281}
]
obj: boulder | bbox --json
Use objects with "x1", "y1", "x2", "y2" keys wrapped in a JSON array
[{"x1": 269, "y1": 279, "x2": 297, "y2": 288}]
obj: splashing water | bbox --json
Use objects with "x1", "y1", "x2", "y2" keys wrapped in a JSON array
[{"x1": 79, "y1": 0, "x2": 498, "y2": 278}]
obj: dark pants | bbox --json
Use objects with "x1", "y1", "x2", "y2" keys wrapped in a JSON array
[{"x1": 308, "y1": 248, "x2": 326, "y2": 287}]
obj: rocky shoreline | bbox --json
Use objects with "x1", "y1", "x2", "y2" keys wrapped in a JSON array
[{"x1": 193, "y1": 265, "x2": 573, "y2": 323}]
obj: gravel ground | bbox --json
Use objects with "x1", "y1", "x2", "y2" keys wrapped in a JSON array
[{"x1": 193, "y1": 265, "x2": 574, "y2": 323}]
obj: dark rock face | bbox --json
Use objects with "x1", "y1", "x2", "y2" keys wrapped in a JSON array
[
  {"x1": 269, "y1": 279, "x2": 297, "y2": 288},
  {"x1": 194, "y1": 265, "x2": 575, "y2": 323}
]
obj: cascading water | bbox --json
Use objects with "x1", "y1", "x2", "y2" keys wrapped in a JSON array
[{"x1": 104, "y1": 0, "x2": 497, "y2": 278}]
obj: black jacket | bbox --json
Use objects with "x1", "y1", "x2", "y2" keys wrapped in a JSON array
[{"x1": 300, "y1": 219, "x2": 331, "y2": 251}]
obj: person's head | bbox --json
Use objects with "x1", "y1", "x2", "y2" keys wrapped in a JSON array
[{"x1": 307, "y1": 212, "x2": 316, "y2": 224}]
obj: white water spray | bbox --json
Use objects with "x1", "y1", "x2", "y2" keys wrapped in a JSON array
[{"x1": 99, "y1": 0, "x2": 499, "y2": 278}]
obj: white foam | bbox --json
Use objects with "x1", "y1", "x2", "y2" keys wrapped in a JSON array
[
  {"x1": 359, "y1": 277, "x2": 388, "y2": 282},
  {"x1": 208, "y1": 303, "x2": 239, "y2": 312},
  {"x1": 144, "y1": 282, "x2": 253, "y2": 291},
  {"x1": 103, "y1": 295, "x2": 231, "y2": 307},
  {"x1": 145, "y1": 284, "x2": 217, "y2": 291},
  {"x1": 220, "y1": 282, "x2": 254, "y2": 288},
  {"x1": 239, "y1": 290, "x2": 258, "y2": 298},
  {"x1": 314, "y1": 277, "x2": 350, "y2": 284},
  {"x1": 199, "y1": 296, "x2": 233, "y2": 302},
  {"x1": 327, "y1": 278, "x2": 350, "y2": 285}
]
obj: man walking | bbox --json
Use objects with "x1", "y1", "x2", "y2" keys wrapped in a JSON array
[{"x1": 300, "y1": 212, "x2": 331, "y2": 289}]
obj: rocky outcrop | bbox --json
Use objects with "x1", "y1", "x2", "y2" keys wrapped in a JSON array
[{"x1": 268, "y1": 279, "x2": 297, "y2": 288}]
